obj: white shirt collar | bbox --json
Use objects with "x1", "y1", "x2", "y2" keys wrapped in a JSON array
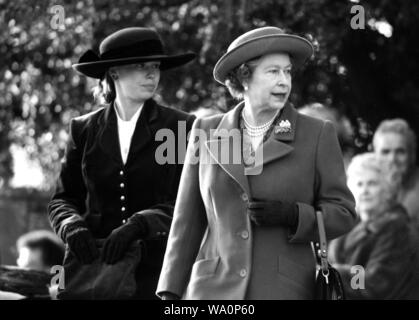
[
  {"x1": 114, "y1": 102, "x2": 144, "y2": 124},
  {"x1": 114, "y1": 102, "x2": 144, "y2": 164}
]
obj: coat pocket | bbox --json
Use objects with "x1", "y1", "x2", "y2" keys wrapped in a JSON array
[{"x1": 190, "y1": 256, "x2": 220, "y2": 280}]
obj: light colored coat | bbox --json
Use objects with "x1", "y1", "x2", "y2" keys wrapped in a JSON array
[{"x1": 157, "y1": 102, "x2": 356, "y2": 300}]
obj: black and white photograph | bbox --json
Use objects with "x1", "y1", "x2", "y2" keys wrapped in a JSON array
[{"x1": 0, "y1": 0, "x2": 419, "y2": 312}]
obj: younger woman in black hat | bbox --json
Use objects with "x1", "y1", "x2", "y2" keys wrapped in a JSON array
[{"x1": 48, "y1": 27, "x2": 196, "y2": 299}]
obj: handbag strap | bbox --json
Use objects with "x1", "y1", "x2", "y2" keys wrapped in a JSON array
[{"x1": 315, "y1": 211, "x2": 329, "y2": 277}]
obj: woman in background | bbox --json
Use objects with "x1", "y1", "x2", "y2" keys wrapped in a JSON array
[{"x1": 329, "y1": 152, "x2": 419, "y2": 299}]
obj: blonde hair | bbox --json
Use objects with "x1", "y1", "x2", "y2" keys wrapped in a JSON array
[
  {"x1": 373, "y1": 118, "x2": 417, "y2": 169},
  {"x1": 347, "y1": 152, "x2": 399, "y2": 207}
]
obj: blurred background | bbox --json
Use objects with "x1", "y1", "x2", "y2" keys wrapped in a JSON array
[{"x1": 0, "y1": 0, "x2": 418, "y2": 265}]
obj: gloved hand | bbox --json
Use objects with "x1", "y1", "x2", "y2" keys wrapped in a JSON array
[
  {"x1": 102, "y1": 220, "x2": 145, "y2": 264},
  {"x1": 65, "y1": 223, "x2": 99, "y2": 264},
  {"x1": 247, "y1": 199, "x2": 298, "y2": 228}
]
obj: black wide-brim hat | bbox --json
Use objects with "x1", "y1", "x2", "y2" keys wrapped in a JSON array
[
  {"x1": 73, "y1": 27, "x2": 196, "y2": 79},
  {"x1": 213, "y1": 26, "x2": 314, "y2": 85}
]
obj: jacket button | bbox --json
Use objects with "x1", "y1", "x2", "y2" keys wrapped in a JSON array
[
  {"x1": 120, "y1": 195, "x2": 125, "y2": 201},
  {"x1": 119, "y1": 170, "x2": 124, "y2": 176},
  {"x1": 241, "y1": 193, "x2": 248, "y2": 202},
  {"x1": 121, "y1": 207, "x2": 126, "y2": 212},
  {"x1": 122, "y1": 219, "x2": 127, "y2": 224},
  {"x1": 120, "y1": 183, "x2": 125, "y2": 188},
  {"x1": 241, "y1": 230, "x2": 249, "y2": 239},
  {"x1": 239, "y1": 269, "x2": 247, "y2": 277}
]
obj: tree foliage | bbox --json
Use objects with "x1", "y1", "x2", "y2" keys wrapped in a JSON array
[{"x1": 1, "y1": 0, "x2": 418, "y2": 190}]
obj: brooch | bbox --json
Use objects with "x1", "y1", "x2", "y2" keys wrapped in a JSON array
[{"x1": 274, "y1": 120, "x2": 291, "y2": 133}]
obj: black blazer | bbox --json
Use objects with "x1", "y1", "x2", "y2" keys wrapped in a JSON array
[{"x1": 48, "y1": 98, "x2": 195, "y2": 298}]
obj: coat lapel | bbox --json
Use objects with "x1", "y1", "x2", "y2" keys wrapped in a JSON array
[
  {"x1": 99, "y1": 104, "x2": 123, "y2": 165},
  {"x1": 204, "y1": 102, "x2": 299, "y2": 194},
  {"x1": 126, "y1": 99, "x2": 159, "y2": 165},
  {"x1": 205, "y1": 102, "x2": 251, "y2": 195},
  {"x1": 248, "y1": 103, "x2": 297, "y2": 173},
  {"x1": 98, "y1": 99, "x2": 159, "y2": 167}
]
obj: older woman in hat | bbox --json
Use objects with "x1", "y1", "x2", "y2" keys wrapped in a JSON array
[
  {"x1": 157, "y1": 26, "x2": 356, "y2": 300},
  {"x1": 48, "y1": 27, "x2": 196, "y2": 299}
]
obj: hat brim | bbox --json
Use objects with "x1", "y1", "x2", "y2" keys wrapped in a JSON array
[
  {"x1": 213, "y1": 34, "x2": 313, "y2": 84},
  {"x1": 72, "y1": 53, "x2": 196, "y2": 79}
]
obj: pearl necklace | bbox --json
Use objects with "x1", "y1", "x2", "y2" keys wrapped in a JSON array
[{"x1": 242, "y1": 110, "x2": 277, "y2": 137}]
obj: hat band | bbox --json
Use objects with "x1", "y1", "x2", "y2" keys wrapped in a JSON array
[{"x1": 100, "y1": 39, "x2": 165, "y2": 60}]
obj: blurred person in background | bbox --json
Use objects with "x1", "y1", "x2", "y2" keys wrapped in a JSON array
[
  {"x1": 16, "y1": 230, "x2": 65, "y2": 299},
  {"x1": 329, "y1": 152, "x2": 419, "y2": 299},
  {"x1": 0, "y1": 230, "x2": 64, "y2": 300},
  {"x1": 16, "y1": 230, "x2": 64, "y2": 272},
  {"x1": 373, "y1": 119, "x2": 419, "y2": 231}
]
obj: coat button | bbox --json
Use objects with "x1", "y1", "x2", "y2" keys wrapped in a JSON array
[
  {"x1": 121, "y1": 207, "x2": 126, "y2": 212},
  {"x1": 241, "y1": 230, "x2": 249, "y2": 239},
  {"x1": 241, "y1": 193, "x2": 248, "y2": 202},
  {"x1": 239, "y1": 269, "x2": 247, "y2": 277},
  {"x1": 120, "y1": 183, "x2": 125, "y2": 188},
  {"x1": 120, "y1": 195, "x2": 125, "y2": 201},
  {"x1": 122, "y1": 219, "x2": 127, "y2": 224},
  {"x1": 119, "y1": 170, "x2": 124, "y2": 176}
]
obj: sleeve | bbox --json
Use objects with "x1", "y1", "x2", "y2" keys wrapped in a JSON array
[
  {"x1": 47, "y1": 119, "x2": 87, "y2": 242},
  {"x1": 127, "y1": 114, "x2": 196, "y2": 240},
  {"x1": 156, "y1": 117, "x2": 208, "y2": 298},
  {"x1": 289, "y1": 120, "x2": 357, "y2": 243}
]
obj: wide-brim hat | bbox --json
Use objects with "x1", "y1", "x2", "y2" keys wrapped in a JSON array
[
  {"x1": 213, "y1": 26, "x2": 314, "y2": 85},
  {"x1": 73, "y1": 27, "x2": 196, "y2": 79}
]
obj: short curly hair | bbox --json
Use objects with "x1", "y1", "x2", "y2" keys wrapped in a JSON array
[
  {"x1": 347, "y1": 152, "x2": 399, "y2": 208},
  {"x1": 224, "y1": 58, "x2": 260, "y2": 100}
]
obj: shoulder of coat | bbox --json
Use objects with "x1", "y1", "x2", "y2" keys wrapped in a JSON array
[
  {"x1": 295, "y1": 111, "x2": 334, "y2": 139},
  {"x1": 154, "y1": 102, "x2": 195, "y2": 122},
  {"x1": 73, "y1": 105, "x2": 106, "y2": 124},
  {"x1": 197, "y1": 113, "x2": 224, "y2": 131}
]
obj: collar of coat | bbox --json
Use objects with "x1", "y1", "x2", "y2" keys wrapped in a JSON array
[
  {"x1": 98, "y1": 98, "x2": 160, "y2": 166},
  {"x1": 204, "y1": 101, "x2": 298, "y2": 195},
  {"x1": 363, "y1": 204, "x2": 409, "y2": 234}
]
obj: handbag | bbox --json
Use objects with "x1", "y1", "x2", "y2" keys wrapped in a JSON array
[
  {"x1": 57, "y1": 239, "x2": 144, "y2": 300},
  {"x1": 312, "y1": 211, "x2": 345, "y2": 300}
]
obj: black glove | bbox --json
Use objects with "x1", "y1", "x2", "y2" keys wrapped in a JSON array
[
  {"x1": 65, "y1": 223, "x2": 99, "y2": 264},
  {"x1": 102, "y1": 219, "x2": 146, "y2": 264},
  {"x1": 247, "y1": 199, "x2": 298, "y2": 228}
]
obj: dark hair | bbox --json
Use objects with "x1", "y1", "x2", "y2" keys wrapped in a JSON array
[
  {"x1": 17, "y1": 230, "x2": 65, "y2": 268},
  {"x1": 93, "y1": 71, "x2": 116, "y2": 103},
  {"x1": 225, "y1": 58, "x2": 260, "y2": 100}
]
